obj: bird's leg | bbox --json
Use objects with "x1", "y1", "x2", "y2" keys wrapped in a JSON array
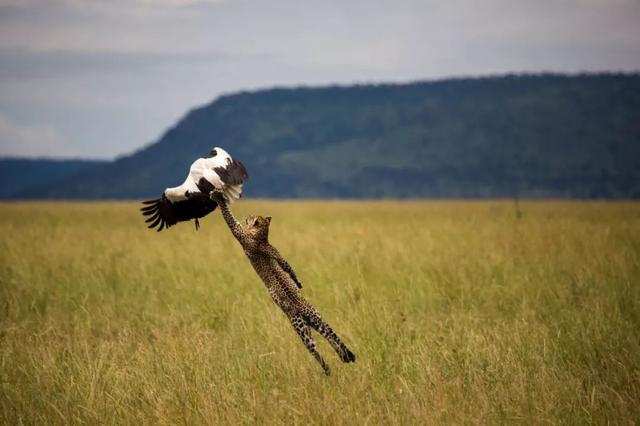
[{"x1": 194, "y1": 218, "x2": 200, "y2": 230}]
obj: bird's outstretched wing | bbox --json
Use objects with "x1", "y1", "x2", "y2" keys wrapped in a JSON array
[
  {"x1": 214, "y1": 158, "x2": 249, "y2": 185},
  {"x1": 140, "y1": 194, "x2": 217, "y2": 232}
]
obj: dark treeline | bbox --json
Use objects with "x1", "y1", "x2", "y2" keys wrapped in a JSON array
[
  {"x1": 0, "y1": 159, "x2": 107, "y2": 198},
  {"x1": 3, "y1": 73, "x2": 639, "y2": 199}
]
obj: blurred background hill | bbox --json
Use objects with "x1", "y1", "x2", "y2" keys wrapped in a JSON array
[
  {"x1": 2, "y1": 73, "x2": 639, "y2": 199},
  {"x1": 0, "y1": 158, "x2": 107, "y2": 198}
]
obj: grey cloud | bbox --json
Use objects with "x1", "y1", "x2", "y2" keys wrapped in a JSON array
[
  {"x1": 1, "y1": 0, "x2": 639, "y2": 159},
  {"x1": 0, "y1": 48, "x2": 243, "y2": 79}
]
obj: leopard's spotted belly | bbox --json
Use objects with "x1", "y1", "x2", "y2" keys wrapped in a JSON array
[{"x1": 247, "y1": 252, "x2": 308, "y2": 315}]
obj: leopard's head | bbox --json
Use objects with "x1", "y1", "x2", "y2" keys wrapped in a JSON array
[{"x1": 244, "y1": 215, "x2": 271, "y2": 242}]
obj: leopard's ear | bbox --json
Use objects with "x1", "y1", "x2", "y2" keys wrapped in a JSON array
[{"x1": 265, "y1": 216, "x2": 272, "y2": 224}]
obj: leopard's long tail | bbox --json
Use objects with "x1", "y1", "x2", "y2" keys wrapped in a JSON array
[{"x1": 306, "y1": 313, "x2": 356, "y2": 363}]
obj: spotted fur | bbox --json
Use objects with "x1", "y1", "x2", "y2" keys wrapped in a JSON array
[{"x1": 211, "y1": 190, "x2": 355, "y2": 375}]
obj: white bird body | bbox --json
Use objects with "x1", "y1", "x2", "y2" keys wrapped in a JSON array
[
  {"x1": 141, "y1": 147, "x2": 248, "y2": 232},
  {"x1": 164, "y1": 147, "x2": 244, "y2": 203}
]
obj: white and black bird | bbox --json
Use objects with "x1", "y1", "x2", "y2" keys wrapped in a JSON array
[{"x1": 140, "y1": 147, "x2": 248, "y2": 232}]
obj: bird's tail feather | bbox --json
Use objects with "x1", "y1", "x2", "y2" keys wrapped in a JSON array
[{"x1": 223, "y1": 184, "x2": 242, "y2": 203}]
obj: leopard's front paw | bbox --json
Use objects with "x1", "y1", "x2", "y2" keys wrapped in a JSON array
[{"x1": 209, "y1": 189, "x2": 225, "y2": 203}]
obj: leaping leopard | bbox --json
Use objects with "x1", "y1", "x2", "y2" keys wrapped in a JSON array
[{"x1": 208, "y1": 189, "x2": 355, "y2": 375}]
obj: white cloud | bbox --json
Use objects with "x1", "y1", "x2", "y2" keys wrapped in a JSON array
[{"x1": 0, "y1": 112, "x2": 72, "y2": 158}]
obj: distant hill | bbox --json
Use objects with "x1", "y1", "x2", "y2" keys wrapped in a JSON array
[
  {"x1": 0, "y1": 158, "x2": 107, "y2": 198},
  {"x1": 5, "y1": 73, "x2": 640, "y2": 199}
]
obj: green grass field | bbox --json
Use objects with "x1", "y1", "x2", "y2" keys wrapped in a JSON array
[{"x1": 1, "y1": 201, "x2": 639, "y2": 424}]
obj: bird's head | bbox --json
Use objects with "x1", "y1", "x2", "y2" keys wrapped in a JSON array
[
  {"x1": 244, "y1": 215, "x2": 272, "y2": 242},
  {"x1": 207, "y1": 146, "x2": 230, "y2": 159}
]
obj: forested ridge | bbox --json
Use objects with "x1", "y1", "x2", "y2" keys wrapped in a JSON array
[{"x1": 3, "y1": 73, "x2": 639, "y2": 199}]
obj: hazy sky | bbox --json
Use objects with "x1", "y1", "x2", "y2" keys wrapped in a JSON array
[{"x1": 1, "y1": 0, "x2": 639, "y2": 159}]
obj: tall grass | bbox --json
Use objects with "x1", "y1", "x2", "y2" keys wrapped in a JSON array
[{"x1": 0, "y1": 201, "x2": 638, "y2": 424}]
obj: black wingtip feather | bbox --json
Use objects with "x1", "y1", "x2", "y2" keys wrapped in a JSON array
[
  {"x1": 147, "y1": 215, "x2": 162, "y2": 228},
  {"x1": 145, "y1": 213, "x2": 160, "y2": 223}
]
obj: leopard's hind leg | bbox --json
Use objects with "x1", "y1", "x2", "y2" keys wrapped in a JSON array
[
  {"x1": 290, "y1": 315, "x2": 331, "y2": 375},
  {"x1": 306, "y1": 313, "x2": 356, "y2": 363}
]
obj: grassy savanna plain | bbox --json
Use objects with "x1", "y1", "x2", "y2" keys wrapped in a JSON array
[{"x1": 0, "y1": 201, "x2": 639, "y2": 424}]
